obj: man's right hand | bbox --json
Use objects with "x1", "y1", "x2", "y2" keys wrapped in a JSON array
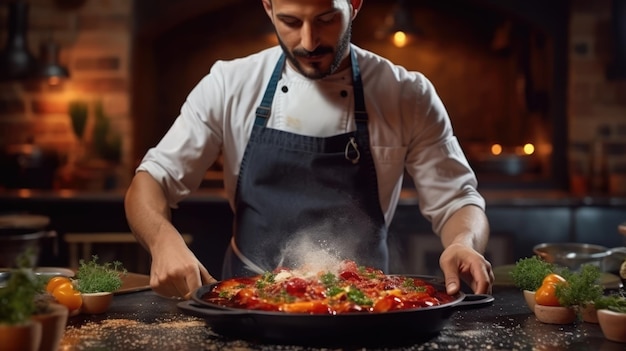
[
  {"x1": 149, "y1": 238, "x2": 216, "y2": 299},
  {"x1": 124, "y1": 171, "x2": 216, "y2": 299}
]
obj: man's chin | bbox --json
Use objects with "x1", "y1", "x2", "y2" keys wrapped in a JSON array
[
  {"x1": 302, "y1": 70, "x2": 328, "y2": 80},
  {"x1": 297, "y1": 62, "x2": 329, "y2": 79}
]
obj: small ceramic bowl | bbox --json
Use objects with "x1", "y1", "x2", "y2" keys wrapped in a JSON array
[
  {"x1": 80, "y1": 292, "x2": 114, "y2": 314},
  {"x1": 32, "y1": 303, "x2": 69, "y2": 351},
  {"x1": 523, "y1": 290, "x2": 536, "y2": 312},
  {"x1": 534, "y1": 304, "x2": 577, "y2": 324},
  {"x1": 597, "y1": 309, "x2": 626, "y2": 343},
  {"x1": 579, "y1": 303, "x2": 599, "y2": 324}
]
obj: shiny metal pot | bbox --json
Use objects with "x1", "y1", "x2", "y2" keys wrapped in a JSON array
[
  {"x1": 533, "y1": 242, "x2": 626, "y2": 273},
  {"x1": 0, "y1": 214, "x2": 54, "y2": 267}
]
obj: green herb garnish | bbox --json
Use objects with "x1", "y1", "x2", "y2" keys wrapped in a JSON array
[
  {"x1": 320, "y1": 272, "x2": 344, "y2": 297},
  {"x1": 401, "y1": 278, "x2": 427, "y2": 292},
  {"x1": 320, "y1": 272, "x2": 338, "y2": 287},
  {"x1": 327, "y1": 286, "x2": 344, "y2": 297},
  {"x1": 255, "y1": 272, "x2": 276, "y2": 290},
  {"x1": 346, "y1": 286, "x2": 373, "y2": 306}
]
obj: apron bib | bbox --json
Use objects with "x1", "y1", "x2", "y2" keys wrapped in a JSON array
[{"x1": 222, "y1": 49, "x2": 388, "y2": 279}]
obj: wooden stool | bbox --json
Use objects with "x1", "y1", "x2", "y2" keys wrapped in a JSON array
[{"x1": 63, "y1": 232, "x2": 193, "y2": 273}]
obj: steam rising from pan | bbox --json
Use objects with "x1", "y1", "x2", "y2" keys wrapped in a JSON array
[{"x1": 275, "y1": 209, "x2": 377, "y2": 273}]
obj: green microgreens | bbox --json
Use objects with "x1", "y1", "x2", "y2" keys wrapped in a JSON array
[
  {"x1": 255, "y1": 272, "x2": 276, "y2": 290},
  {"x1": 346, "y1": 286, "x2": 373, "y2": 306},
  {"x1": 510, "y1": 255, "x2": 557, "y2": 292},
  {"x1": 75, "y1": 255, "x2": 126, "y2": 293},
  {"x1": 401, "y1": 278, "x2": 427, "y2": 292},
  {"x1": 320, "y1": 272, "x2": 345, "y2": 297}
]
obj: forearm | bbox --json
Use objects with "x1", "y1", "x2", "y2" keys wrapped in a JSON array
[
  {"x1": 439, "y1": 205, "x2": 489, "y2": 253},
  {"x1": 124, "y1": 171, "x2": 181, "y2": 253}
]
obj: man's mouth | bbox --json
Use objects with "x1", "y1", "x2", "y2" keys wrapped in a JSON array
[{"x1": 294, "y1": 48, "x2": 332, "y2": 61}]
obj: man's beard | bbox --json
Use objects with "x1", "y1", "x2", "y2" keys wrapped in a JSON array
[{"x1": 278, "y1": 23, "x2": 352, "y2": 79}]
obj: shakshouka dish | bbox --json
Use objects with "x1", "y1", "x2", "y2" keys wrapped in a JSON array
[{"x1": 202, "y1": 260, "x2": 456, "y2": 314}]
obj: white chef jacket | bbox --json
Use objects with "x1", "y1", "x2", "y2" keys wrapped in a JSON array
[{"x1": 137, "y1": 45, "x2": 485, "y2": 235}]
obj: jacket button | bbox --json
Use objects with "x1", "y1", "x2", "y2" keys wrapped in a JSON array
[
  {"x1": 281, "y1": 86, "x2": 288, "y2": 93},
  {"x1": 340, "y1": 90, "x2": 348, "y2": 97}
]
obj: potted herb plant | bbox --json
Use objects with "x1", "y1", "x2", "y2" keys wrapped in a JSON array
[
  {"x1": 74, "y1": 255, "x2": 126, "y2": 314},
  {"x1": 0, "y1": 264, "x2": 43, "y2": 351},
  {"x1": 594, "y1": 293, "x2": 626, "y2": 343},
  {"x1": 0, "y1": 249, "x2": 69, "y2": 351},
  {"x1": 555, "y1": 264, "x2": 604, "y2": 323},
  {"x1": 509, "y1": 255, "x2": 556, "y2": 311}
]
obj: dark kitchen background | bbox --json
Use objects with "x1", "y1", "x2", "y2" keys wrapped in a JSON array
[{"x1": 0, "y1": 0, "x2": 625, "y2": 276}]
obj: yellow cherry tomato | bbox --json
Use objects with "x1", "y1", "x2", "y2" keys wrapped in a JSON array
[
  {"x1": 52, "y1": 281, "x2": 83, "y2": 311},
  {"x1": 46, "y1": 276, "x2": 72, "y2": 294}
]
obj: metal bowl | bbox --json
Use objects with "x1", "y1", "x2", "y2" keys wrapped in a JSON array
[
  {"x1": 0, "y1": 267, "x2": 74, "y2": 288},
  {"x1": 533, "y1": 242, "x2": 610, "y2": 271}
]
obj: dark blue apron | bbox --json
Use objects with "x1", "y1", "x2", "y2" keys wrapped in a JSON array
[{"x1": 221, "y1": 48, "x2": 388, "y2": 279}]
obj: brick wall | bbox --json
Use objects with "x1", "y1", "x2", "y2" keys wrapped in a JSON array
[
  {"x1": 569, "y1": 0, "x2": 626, "y2": 195},
  {"x1": 0, "y1": 0, "x2": 132, "y2": 190}
]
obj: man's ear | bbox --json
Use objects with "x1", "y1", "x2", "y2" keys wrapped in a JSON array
[
  {"x1": 261, "y1": 0, "x2": 273, "y2": 20},
  {"x1": 350, "y1": 0, "x2": 364, "y2": 19}
]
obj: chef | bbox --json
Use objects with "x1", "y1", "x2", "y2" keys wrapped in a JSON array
[{"x1": 124, "y1": 0, "x2": 494, "y2": 299}]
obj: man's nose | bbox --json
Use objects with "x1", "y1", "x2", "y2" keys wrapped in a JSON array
[{"x1": 300, "y1": 22, "x2": 320, "y2": 52}]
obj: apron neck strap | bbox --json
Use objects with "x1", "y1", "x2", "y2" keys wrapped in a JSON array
[
  {"x1": 255, "y1": 46, "x2": 369, "y2": 130},
  {"x1": 350, "y1": 47, "x2": 367, "y2": 127},
  {"x1": 255, "y1": 54, "x2": 285, "y2": 126}
]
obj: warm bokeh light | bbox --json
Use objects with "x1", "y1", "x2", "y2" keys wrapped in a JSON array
[
  {"x1": 17, "y1": 188, "x2": 33, "y2": 197},
  {"x1": 392, "y1": 31, "x2": 408, "y2": 48},
  {"x1": 523, "y1": 143, "x2": 535, "y2": 155},
  {"x1": 490, "y1": 144, "x2": 502, "y2": 156},
  {"x1": 47, "y1": 76, "x2": 62, "y2": 86}
]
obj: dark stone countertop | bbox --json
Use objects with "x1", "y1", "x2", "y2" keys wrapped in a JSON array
[{"x1": 58, "y1": 285, "x2": 624, "y2": 351}]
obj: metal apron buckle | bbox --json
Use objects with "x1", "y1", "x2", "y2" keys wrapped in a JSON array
[{"x1": 345, "y1": 137, "x2": 360, "y2": 164}]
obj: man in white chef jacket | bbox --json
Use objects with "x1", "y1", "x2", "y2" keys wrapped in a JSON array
[{"x1": 125, "y1": 0, "x2": 494, "y2": 299}]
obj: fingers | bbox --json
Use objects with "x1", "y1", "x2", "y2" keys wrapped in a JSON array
[
  {"x1": 439, "y1": 257, "x2": 461, "y2": 295},
  {"x1": 181, "y1": 262, "x2": 214, "y2": 299},
  {"x1": 440, "y1": 245, "x2": 494, "y2": 295},
  {"x1": 150, "y1": 262, "x2": 216, "y2": 300},
  {"x1": 151, "y1": 274, "x2": 186, "y2": 299},
  {"x1": 468, "y1": 260, "x2": 494, "y2": 295},
  {"x1": 199, "y1": 263, "x2": 217, "y2": 284}
]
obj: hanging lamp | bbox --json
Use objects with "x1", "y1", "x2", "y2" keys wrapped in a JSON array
[
  {"x1": 0, "y1": 0, "x2": 39, "y2": 81},
  {"x1": 36, "y1": 36, "x2": 70, "y2": 85}
]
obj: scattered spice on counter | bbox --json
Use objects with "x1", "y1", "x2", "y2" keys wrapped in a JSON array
[
  {"x1": 59, "y1": 317, "x2": 210, "y2": 350},
  {"x1": 58, "y1": 317, "x2": 345, "y2": 351}
]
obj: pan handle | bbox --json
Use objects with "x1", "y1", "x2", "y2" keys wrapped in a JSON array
[
  {"x1": 456, "y1": 294, "x2": 494, "y2": 309},
  {"x1": 178, "y1": 300, "x2": 252, "y2": 318}
]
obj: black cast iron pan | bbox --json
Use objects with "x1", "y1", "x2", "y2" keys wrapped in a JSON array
[{"x1": 177, "y1": 275, "x2": 494, "y2": 347}]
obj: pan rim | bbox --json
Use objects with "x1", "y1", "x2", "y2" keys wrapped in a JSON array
[{"x1": 191, "y1": 274, "x2": 467, "y2": 317}]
